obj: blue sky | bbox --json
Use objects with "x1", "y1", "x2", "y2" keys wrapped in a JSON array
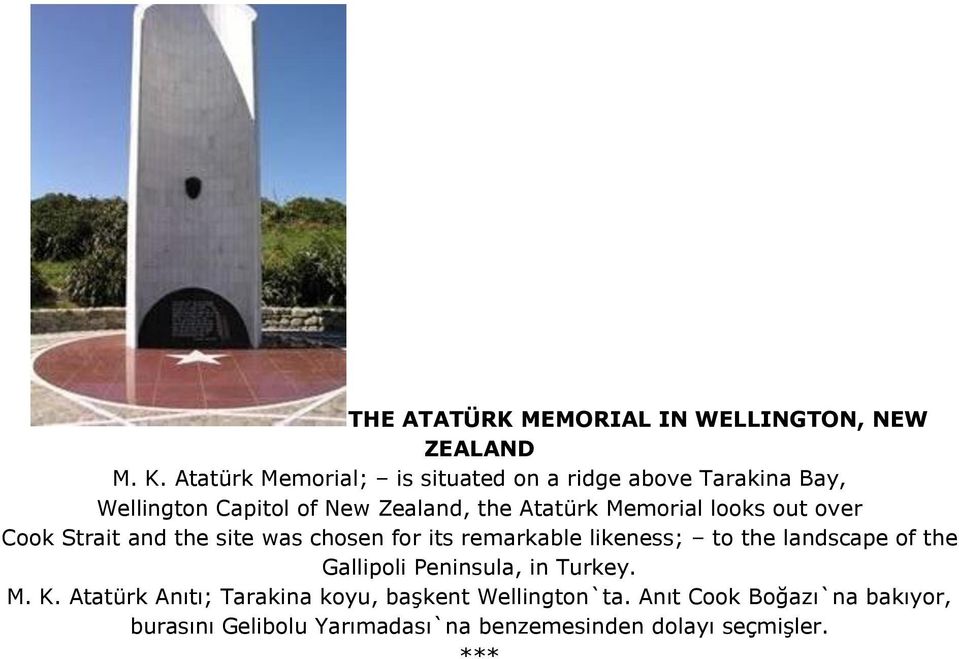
[{"x1": 31, "y1": 4, "x2": 346, "y2": 202}]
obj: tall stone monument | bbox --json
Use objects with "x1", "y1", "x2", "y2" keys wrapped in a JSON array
[{"x1": 126, "y1": 4, "x2": 261, "y2": 348}]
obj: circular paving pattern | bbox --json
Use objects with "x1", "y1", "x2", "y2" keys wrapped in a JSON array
[{"x1": 33, "y1": 333, "x2": 346, "y2": 410}]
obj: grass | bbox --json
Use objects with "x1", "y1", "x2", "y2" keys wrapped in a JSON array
[
  {"x1": 34, "y1": 259, "x2": 76, "y2": 290},
  {"x1": 32, "y1": 260, "x2": 78, "y2": 308},
  {"x1": 263, "y1": 221, "x2": 323, "y2": 259},
  {"x1": 262, "y1": 221, "x2": 345, "y2": 262}
]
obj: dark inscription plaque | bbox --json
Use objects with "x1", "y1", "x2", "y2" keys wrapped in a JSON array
[
  {"x1": 171, "y1": 300, "x2": 218, "y2": 339},
  {"x1": 139, "y1": 287, "x2": 250, "y2": 348}
]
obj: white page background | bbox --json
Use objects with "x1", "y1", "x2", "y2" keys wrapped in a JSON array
[{"x1": 4, "y1": 1, "x2": 959, "y2": 657}]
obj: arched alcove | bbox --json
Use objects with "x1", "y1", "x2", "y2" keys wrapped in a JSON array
[{"x1": 138, "y1": 287, "x2": 251, "y2": 348}]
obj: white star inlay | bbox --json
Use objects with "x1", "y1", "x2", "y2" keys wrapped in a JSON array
[{"x1": 165, "y1": 350, "x2": 228, "y2": 366}]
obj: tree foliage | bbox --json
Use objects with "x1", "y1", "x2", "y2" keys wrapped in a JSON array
[
  {"x1": 262, "y1": 196, "x2": 346, "y2": 227},
  {"x1": 65, "y1": 248, "x2": 126, "y2": 307},
  {"x1": 261, "y1": 196, "x2": 347, "y2": 306},
  {"x1": 65, "y1": 206, "x2": 127, "y2": 307},
  {"x1": 30, "y1": 265, "x2": 55, "y2": 307},
  {"x1": 263, "y1": 227, "x2": 346, "y2": 307},
  {"x1": 32, "y1": 194, "x2": 345, "y2": 308},
  {"x1": 31, "y1": 194, "x2": 127, "y2": 261}
]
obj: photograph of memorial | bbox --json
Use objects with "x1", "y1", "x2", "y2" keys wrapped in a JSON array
[{"x1": 30, "y1": 5, "x2": 347, "y2": 426}]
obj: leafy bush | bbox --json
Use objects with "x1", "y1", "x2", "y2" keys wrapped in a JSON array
[
  {"x1": 262, "y1": 227, "x2": 346, "y2": 307},
  {"x1": 263, "y1": 197, "x2": 346, "y2": 227},
  {"x1": 30, "y1": 265, "x2": 55, "y2": 307},
  {"x1": 31, "y1": 192, "x2": 345, "y2": 308},
  {"x1": 261, "y1": 198, "x2": 284, "y2": 223},
  {"x1": 87, "y1": 199, "x2": 127, "y2": 249},
  {"x1": 66, "y1": 249, "x2": 125, "y2": 307},
  {"x1": 262, "y1": 259, "x2": 301, "y2": 307},
  {"x1": 31, "y1": 194, "x2": 127, "y2": 261},
  {"x1": 304, "y1": 229, "x2": 346, "y2": 305},
  {"x1": 31, "y1": 194, "x2": 93, "y2": 261},
  {"x1": 64, "y1": 206, "x2": 127, "y2": 307}
]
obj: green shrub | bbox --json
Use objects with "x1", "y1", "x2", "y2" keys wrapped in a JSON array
[
  {"x1": 262, "y1": 258, "x2": 301, "y2": 307},
  {"x1": 64, "y1": 206, "x2": 127, "y2": 307},
  {"x1": 30, "y1": 265, "x2": 55, "y2": 307},
  {"x1": 32, "y1": 192, "x2": 346, "y2": 308},
  {"x1": 261, "y1": 198, "x2": 286, "y2": 224},
  {"x1": 66, "y1": 249, "x2": 126, "y2": 307},
  {"x1": 262, "y1": 227, "x2": 346, "y2": 307},
  {"x1": 303, "y1": 229, "x2": 346, "y2": 305},
  {"x1": 263, "y1": 197, "x2": 346, "y2": 228},
  {"x1": 31, "y1": 194, "x2": 93, "y2": 260},
  {"x1": 88, "y1": 199, "x2": 127, "y2": 249},
  {"x1": 31, "y1": 194, "x2": 127, "y2": 261}
]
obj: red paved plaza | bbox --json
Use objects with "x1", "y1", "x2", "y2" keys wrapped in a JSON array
[{"x1": 33, "y1": 333, "x2": 346, "y2": 409}]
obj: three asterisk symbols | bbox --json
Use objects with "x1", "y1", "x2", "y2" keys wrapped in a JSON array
[{"x1": 461, "y1": 649, "x2": 498, "y2": 657}]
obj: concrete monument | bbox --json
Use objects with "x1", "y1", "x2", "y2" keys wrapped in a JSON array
[{"x1": 126, "y1": 4, "x2": 261, "y2": 348}]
